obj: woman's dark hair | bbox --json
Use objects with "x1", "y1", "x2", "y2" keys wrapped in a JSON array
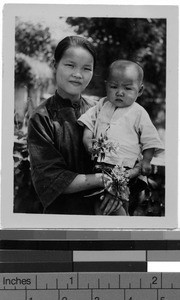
[{"x1": 54, "y1": 35, "x2": 97, "y2": 69}]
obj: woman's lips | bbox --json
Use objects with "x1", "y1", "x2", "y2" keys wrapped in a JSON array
[{"x1": 69, "y1": 81, "x2": 82, "y2": 86}]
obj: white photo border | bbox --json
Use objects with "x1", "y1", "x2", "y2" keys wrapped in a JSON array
[{"x1": 1, "y1": 4, "x2": 179, "y2": 229}]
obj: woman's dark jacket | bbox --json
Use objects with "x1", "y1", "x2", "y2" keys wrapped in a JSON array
[{"x1": 27, "y1": 91, "x2": 97, "y2": 214}]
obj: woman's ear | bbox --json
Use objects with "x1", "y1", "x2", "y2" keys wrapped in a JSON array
[
  {"x1": 52, "y1": 59, "x2": 57, "y2": 69},
  {"x1": 138, "y1": 84, "x2": 144, "y2": 96}
]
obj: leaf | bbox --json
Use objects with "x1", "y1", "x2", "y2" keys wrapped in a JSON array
[{"x1": 84, "y1": 189, "x2": 105, "y2": 197}]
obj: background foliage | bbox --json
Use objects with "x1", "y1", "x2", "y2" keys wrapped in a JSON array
[
  {"x1": 15, "y1": 18, "x2": 55, "y2": 89},
  {"x1": 66, "y1": 17, "x2": 166, "y2": 129}
]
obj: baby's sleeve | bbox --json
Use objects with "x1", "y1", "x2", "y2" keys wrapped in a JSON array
[
  {"x1": 78, "y1": 97, "x2": 105, "y2": 132},
  {"x1": 137, "y1": 108, "x2": 165, "y2": 154}
]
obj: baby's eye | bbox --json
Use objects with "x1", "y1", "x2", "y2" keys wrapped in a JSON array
[
  {"x1": 125, "y1": 86, "x2": 132, "y2": 90},
  {"x1": 110, "y1": 85, "x2": 117, "y2": 89}
]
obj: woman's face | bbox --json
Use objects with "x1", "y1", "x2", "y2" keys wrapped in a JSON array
[{"x1": 55, "y1": 46, "x2": 94, "y2": 101}]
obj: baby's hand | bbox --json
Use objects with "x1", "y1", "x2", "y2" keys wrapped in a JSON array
[
  {"x1": 83, "y1": 140, "x2": 93, "y2": 155},
  {"x1": 87, "y1": 143, "x2": 93, "y2": 155},
  {"x1": 141, "y1": 160, "x2": 152, "y2": 176}
]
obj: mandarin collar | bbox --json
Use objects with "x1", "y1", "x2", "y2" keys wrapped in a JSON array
[{"x1": 54, "y1": 90, "x2": 82, "y2": 110}]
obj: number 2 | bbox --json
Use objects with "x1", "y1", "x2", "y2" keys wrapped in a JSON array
[{"x1": 152, "y1": 276, "x2": 158, "y2": 285}]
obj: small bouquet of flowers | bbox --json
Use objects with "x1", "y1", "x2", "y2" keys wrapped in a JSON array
[
  {"x1": 91, "y1": 133, "x2": 117, "y2": 161},
  {"x1": 90, "y1": 134, "x2": 130, "y2": 203},
  {"x1": 106, "y1": 165, "x2": 130, "y2": 202}
]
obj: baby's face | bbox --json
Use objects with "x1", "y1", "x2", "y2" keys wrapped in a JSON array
[{"x1": 106, "y1": 65, "x2": 143, "y2": 109}]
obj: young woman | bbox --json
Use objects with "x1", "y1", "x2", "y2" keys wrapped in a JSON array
[{"x1": 28, "y1": 35, "x2": 119, "y2": 215}]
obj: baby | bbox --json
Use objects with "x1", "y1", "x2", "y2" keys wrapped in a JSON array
[{"x1": 78, "y1": 60, "x2": 164, "y2": 215}]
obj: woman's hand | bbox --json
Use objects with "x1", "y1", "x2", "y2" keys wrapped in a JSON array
[
  {"x1": 102, "y1": 173, "x2": 113, "y2": 189},
  {"x1": 99, "y1": 191, "x2": 122, "y2": 215}
]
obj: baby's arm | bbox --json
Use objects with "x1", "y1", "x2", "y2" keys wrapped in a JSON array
[
  {"x1": 82, "y1": 126, "x2": 94, "y2": 155},
  {"x1": 126, "y1": 148, "x2": 155, "y2": 179},
  {"x1": 137, "y1": 107, "x2": 164, "y2": 176},
  {"x1": 141, "y1": 148, "x2": 155, "y2": 176}
]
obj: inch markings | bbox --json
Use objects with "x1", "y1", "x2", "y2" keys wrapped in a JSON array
[{"x1": 0, "y1": 273, "x2": 180, "y2": 300}]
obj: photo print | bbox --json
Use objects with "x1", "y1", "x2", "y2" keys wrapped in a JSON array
[{"x1": 1, "y1": 4, "x2": 178, "y2": 229}]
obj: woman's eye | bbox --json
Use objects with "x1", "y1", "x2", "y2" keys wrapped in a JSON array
[{"x1": 84, "y1": 67, "x2": 92, "y2": 71}]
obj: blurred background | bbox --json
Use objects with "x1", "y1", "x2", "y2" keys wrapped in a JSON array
[{"x1": 14, "y1": 16, "x2": 166, "y2": 215}]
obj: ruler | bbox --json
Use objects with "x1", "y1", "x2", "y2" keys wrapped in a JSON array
[{"x1": 0, "y1": 272, "x2": 180, "y2": 300}]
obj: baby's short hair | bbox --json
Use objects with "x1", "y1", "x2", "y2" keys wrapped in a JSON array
[{"x1": 107, "y1": 59, "x2": 144, "y2": 84}]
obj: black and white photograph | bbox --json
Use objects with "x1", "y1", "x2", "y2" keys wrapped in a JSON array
[{"x1": 1, "y1": 4, "x2": 178, "y2": 229}]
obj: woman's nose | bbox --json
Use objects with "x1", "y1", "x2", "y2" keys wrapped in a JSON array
[{"x1": 72, "y1": 69, "x2": 82, "y2": 78}]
